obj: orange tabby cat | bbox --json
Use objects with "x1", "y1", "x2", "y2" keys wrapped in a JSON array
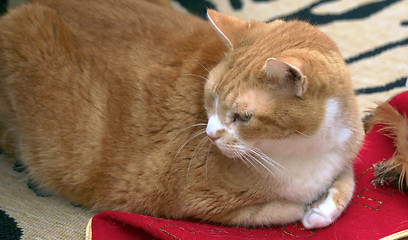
[{"x1": 0, "y1": 0, "x2": 363, "y2": 229}]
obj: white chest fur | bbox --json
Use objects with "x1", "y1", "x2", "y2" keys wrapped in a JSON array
[{"x1": 255, "y1": 98, "x2": 352, "y2": 202}]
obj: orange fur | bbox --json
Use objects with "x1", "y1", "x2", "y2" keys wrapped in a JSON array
[{"x1": 0, "y1": 0, "x2": 363, "y2": 227}]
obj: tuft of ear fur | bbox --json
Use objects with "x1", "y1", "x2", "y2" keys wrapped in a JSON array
[
  {"x1": 207, "y1": 9, "x2": 247, "y2": 50},
  {"x1": 263, "y1": 58, "x2": 307, "y2": 97},
  {"x1": 366, "y1": 102, "x2": 408, "y2": 192}
]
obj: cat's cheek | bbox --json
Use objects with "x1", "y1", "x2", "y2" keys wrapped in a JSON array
[
  {"x1": 240, "y1": 139, "x2": 257, "y2": 149},
  {"x1": 204, "y1": 96, "x2": 215, "y2": 115},
  {"x1": 234, "y1": 125, "x2": 265, "y2": 143}
]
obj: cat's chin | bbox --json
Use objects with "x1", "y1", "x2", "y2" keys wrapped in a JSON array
[
  {"x1": 216, "y1": 145, "x2": 246, "y2": 159},
  {"x1": 219, "y1": 150, "x2": 237, "y2": 159},
  {"x1": 211, "y1": 142, "x2": 239, "y2": 159}
]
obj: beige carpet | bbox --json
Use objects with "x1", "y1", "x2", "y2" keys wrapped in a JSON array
[{"x1": 1, "y1": 0, "x2": 407, "y2": 239}]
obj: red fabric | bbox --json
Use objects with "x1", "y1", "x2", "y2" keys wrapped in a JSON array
[{"x1": 90, "y1": 92, "x2": 408, "y2": 240}]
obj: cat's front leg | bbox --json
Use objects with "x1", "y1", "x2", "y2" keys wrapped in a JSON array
[
  {"x1": 301, "y1": 166, "x2": 355, "y2": 229},
  {"x1": 226, "y1": 200, "x2": 305, "y2": 226}
]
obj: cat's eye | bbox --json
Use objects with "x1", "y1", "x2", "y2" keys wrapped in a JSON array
[{"x1": 233, "y1": 112, "x2": 252, "y2": 123}]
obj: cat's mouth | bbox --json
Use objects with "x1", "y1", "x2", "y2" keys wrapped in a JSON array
[
  {"x1": 211, "y1": 139, "x2": 282, "y2": 176},
  {"x1": 211, "y1": 141, "x2": 247, "y2": 159}
]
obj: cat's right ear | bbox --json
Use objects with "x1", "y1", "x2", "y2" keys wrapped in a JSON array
[
  {"x1": 207, "y1": 9, "x2": 247, "y2": 50},
  {"x1": 264, "y1": 57, "x2": 307, "y2": 97}
]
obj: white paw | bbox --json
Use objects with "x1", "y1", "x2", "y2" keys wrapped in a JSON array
[{"x1": 301, "y1": 188, "x2": 341, "y2": 229}]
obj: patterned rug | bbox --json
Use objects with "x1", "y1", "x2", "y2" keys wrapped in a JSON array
[{"x1": 1, "y1": 0, "x2": 407, "y2": 239}]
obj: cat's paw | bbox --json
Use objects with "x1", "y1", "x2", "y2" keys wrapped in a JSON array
[{"x1": 301, "y1": 188, "x2": 341, "y2": 229}]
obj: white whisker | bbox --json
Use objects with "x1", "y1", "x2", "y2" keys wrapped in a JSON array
[
  {"x1": 244, "y1": 150, "x2": 277, "y2": 177},
  {"x1": 233, "y1": 148, "x2": 260, "y2": 173},
  {"x1": 182, "y1": 73, "x2": 208, "y2": 81},
  {"x1": 188, "y1": 136, "x2": 209, "y2": 178},
  {"x1": 230, "y1": 138, "x2": 288, "y2": 178},
  {"x1": 175, "y1": 129, "x2": 206, "y2": 162},
  {"x1": 234, "y1": 149, "x2": 251, "y2": 170},
  {"x1": 180, "y1": 123, "x2": 207, "y2": 130},
  {"x1": 205, "y1": 144, "x2": 212, "y2": 181},
  {"x1": 295, "y1": 130, "x2": 310, "y2": 137},
  {"x1": 236, "y1": 139, "x2": 283, "y2": 169},
  {"x1": 195, "y1": 136, "x2": 209, "y2": 160},
  {"x1": 248, "y1": 146, "x2": 285, "y2": 171},
  {"x1": 168, "y1": 123, "x2": 207, "y2": 145},
  {"x1": 191, "y1": 58, "x2": 210, "y2": 73}
]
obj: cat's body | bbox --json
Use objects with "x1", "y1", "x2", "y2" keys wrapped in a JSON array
[{"x1": 0, "y1": 0, "x2": 363, "y2": 228}]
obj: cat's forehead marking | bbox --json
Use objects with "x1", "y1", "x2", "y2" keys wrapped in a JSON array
[
  {"x1": 235, "y1": 89, "x2": 271, "y2": 114},
  {"x1": 207, "y1": 98, "x2": 234, "y2": 135}
]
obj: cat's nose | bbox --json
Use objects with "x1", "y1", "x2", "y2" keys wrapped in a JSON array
[{"x1": 206, "y1": 115, "x2": 222, "y2": 142}]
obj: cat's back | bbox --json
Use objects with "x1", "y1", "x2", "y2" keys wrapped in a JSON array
[
  {"x1": 4, "y1": 0, "x2": 208, "y2": 54},
  {"x1": 0, "y1": 0, "x2": 221, "y2": 207}
]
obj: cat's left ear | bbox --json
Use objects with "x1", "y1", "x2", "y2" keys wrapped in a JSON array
[
  {"x1": 207, "y1": 9, "x2": 247, "y2": 50},
  {"x1": 264, "y1": 57, "x2": 307, "y2": 97}
]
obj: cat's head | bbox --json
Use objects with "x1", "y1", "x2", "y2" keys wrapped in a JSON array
[{"x1": 204, "y1": 10, "x2": 346, "y2": 159}]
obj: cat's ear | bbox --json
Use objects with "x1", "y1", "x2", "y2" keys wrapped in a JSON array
[
  {"x1": 207, "y1": 9, "x2": 247, "y2": 50},
  {"x1": 264, "y1": 58, "x2": 307, "y2": 97}
]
